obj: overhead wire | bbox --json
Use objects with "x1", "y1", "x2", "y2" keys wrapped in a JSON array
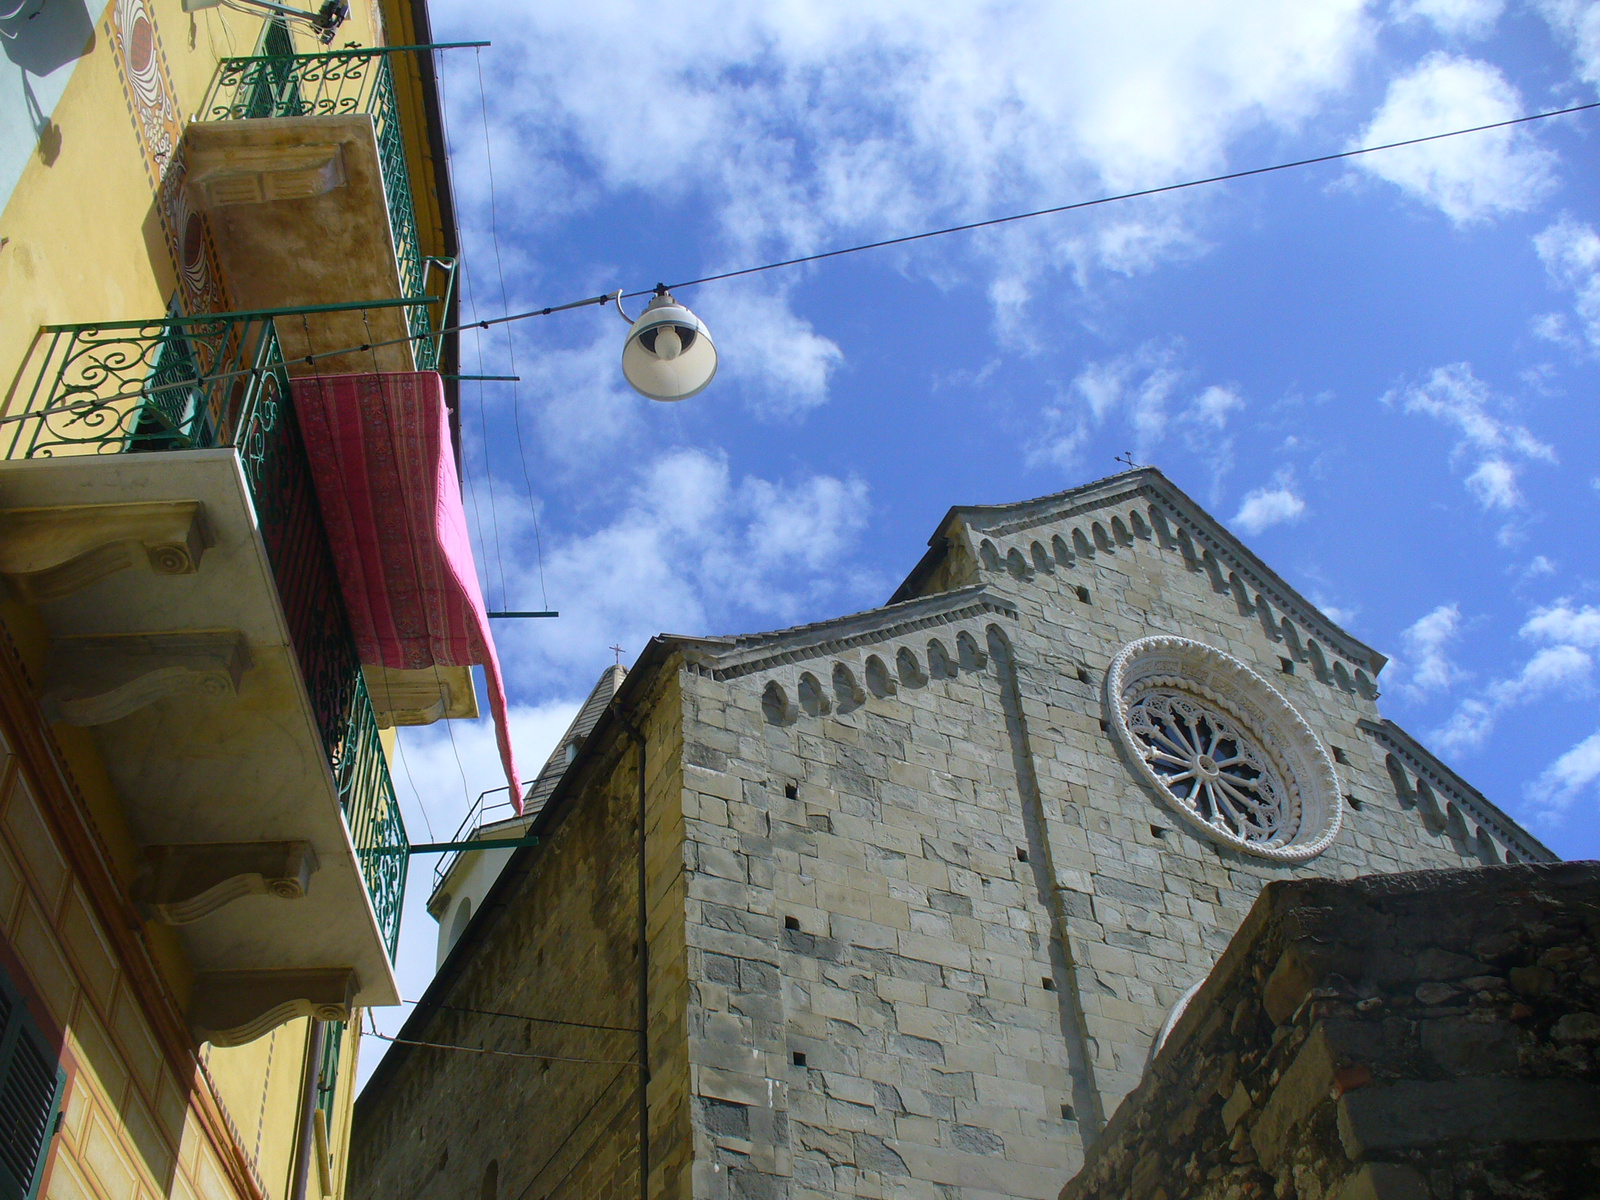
[
  {"x1": 512, "y1": 1064, "x2": 635, "y2": 1200},
  {"x1": 474, "y1": 47, "x2": 551, "y2": 613},
  {"x1": 367, "y1": 1031, "x2": 635, "y2": 1067},
  {"x1": 293, "y1": 311, "x2": 457, "y2": 839},
  {"x1": 432, "y1": 45, "x2": 510, "y2": 612},
  {"x1": 17, "y1": 95, "x2": 1593, "y2": 436},
  {"x1": 400, "y1": 997, "x2": 636, "y2": 1035},
  {"x1": 357, "y1": 308, "x2": 476, "y2": 815}
]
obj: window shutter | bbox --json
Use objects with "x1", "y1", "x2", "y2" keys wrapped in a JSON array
[{"x1": 0, "y1": 968, "x2": 65, "y2": 1200}]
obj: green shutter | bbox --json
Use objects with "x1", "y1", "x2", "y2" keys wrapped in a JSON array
[{"x1": 0, "y1": 967, "x2": 65, "y2": 1200}]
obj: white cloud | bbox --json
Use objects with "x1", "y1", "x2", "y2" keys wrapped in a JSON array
[
  {"x1": 1396, "y1": 602, "x2": 1462, "y2": 698},
  {"x1": 1190, "y1": 385, "x2": 1244, "y2": 429},
  {"x1": 1522, "y1": 600, "x2": 1600, "y2": 647},
  {"x1": 1233, "y1": 484, "x2": 1306, "y2": 534},
  {"x1": 1032, "y1": 342, "x2": 1244, "y2": 477},
  {"x1": 483, "y1": 447, "x2": 875, "y2": 691},
  {"x1": 1535, "y1": 0, "x2": 1600, "y2": 89},
  {"x1": 1352, "y1": 53, "x2": 1557, "y2": 224},
  {"x1": 1527, "y1": 728, "x2": 1600, "y2": 816},
  {"x1": 1435, "y1": 643, "x2": 1593, "y2": 750},
  {"x1": 449, "y1": 0, "x2": 1377, "y2": 344},
  {"x1": 1464, "y1": 458, "x2": 1521, "y2": 509},
  {"x1": 1394, "y1": 0, "x2": 1505, "y2": 38},
  {"x1": 700, "y1": 283, "x2": 845, "y2": 415},
  {"x1": 1383, "y1": 363, "x2": 1554, "y2": 510},
  {"x1": 1534, "y1": 215, "x2": 1600, "y2": 356}
]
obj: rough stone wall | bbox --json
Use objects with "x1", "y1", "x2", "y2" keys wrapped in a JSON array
[
  {"x1": 682, "y1": 483, "x2": 1546, "y2": 1200},
  {"x1": 1058, "y1": 862, "x2": 1600, "y2": 1200},
  {"x1": 348, "y1": 669, "x2": 690, "y2": 1200}
]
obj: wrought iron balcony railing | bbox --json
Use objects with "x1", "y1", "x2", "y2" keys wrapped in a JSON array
[
  {"x1": 198, "y1": 47, "x2": 451, "y2": 370},
  {"x1": 1, "y1": 308, "x2": 410, "y2": 957}
]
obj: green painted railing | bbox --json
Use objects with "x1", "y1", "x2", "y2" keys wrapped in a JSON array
[
  {"x1": 335, "y1": 672, "x2": 408, "y2": 958},
  {"x1": 315, "y1": 1018, "x2": 344, "y2": 1129},
  {"x1": 1, "y1": 312, "x2": 409, "y2": 958},
  {"x1": 199, "y1": 48, "x2": 442, "y2": 369}
]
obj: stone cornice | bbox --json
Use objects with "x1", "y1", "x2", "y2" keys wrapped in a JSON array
[
  {"x1": 666, "y1": 585, "x2": 1019, "y2": 681},
  {"x1": 899, "y1": 468, "x2": 1387, "y2": 677},
  {"x1": 1358, "y1": 717, "x2": 1556, "y2": 864}
]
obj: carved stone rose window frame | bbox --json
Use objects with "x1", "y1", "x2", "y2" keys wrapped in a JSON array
[{"x1": 1106, "y1": 636, "x2": 1342, "y2": 861}]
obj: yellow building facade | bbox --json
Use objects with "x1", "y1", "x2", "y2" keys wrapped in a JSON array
[{"x1": 0, "y1": 0, "x2": 464, "y2": 1194}]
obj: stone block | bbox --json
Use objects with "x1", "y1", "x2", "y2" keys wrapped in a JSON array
[
  {"x1": 1419, "y1": 1018, "x2": 1518, "y2": 1075},
  {"x1": 1335, "y1": 1163, "x2": 1431, "y2": 1200},
  {"x1": 1337, "y1": 1078, "x2": 1600, "y2": 1157}
]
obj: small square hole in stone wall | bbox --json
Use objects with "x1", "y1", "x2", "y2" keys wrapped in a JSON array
[
  {"x1": 1150, "y1": 825, "x2": 1167, "y2": 839},
  {"x1": 784, "y1": 915, "x2": 800, "y2": 931},
  {"x1": 1098, "y1": 719, "x2": 1109, "y2": 733},
  {"x1": 1345, "y1": 793, "x2": 1363, "y2": 811},
  {"x1": 1331, "y1": 745, "x2": 1349, "y2": 764},
  {"x1": 784, "y1": 783, "x2": 798, "y2": 800},
  {"x1": 1061, "y1": 1104, "x2": 1075, "y2": 1121},
  {"x1": 1076, "y1": 666, "x2": 1091, "y2": 683},
  {"x1": 1016, "y1": 847, "x2": 1029, "y2": 863},
  {"x1": 1075, "y1": 586, "x2": 1091, "y2": 604},
  {"x1": 1279, "y1": 657, "x2": 1294, "y2": 675},
  {"x1": 1042, "y1": 977, "x2": 1057, "y2": 991},
  {"x1": 792, "y1": 1051, "x2": 807, "y2": 1067}
]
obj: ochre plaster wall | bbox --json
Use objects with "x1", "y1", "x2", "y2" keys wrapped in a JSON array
[{"x1": 0, "y1": 0, "x2": 386, "y2": 392}]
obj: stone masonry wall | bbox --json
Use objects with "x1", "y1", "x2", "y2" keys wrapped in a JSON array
[
  {"x1": 678, "y1": 480, "x2": 1545, "y2": 1200},
  {"x1": 1059, "y1": 862, "x2": 1600, "y2": 1200},
  {"x1": 953, "y1": 490, "x2": 1537, "y2": 1117},
  {"x1": 348, "y1": 668, "x2": 690, "y2": 1200}
]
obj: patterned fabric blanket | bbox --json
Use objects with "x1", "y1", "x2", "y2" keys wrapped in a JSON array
[{"x1": 291, "y1": 371, "x2": 521, "y2": 810}]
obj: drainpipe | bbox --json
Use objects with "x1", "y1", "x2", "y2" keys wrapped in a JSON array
[
  {"x1": 290, "y1": 1019, "x2": 326, "y2": 1200},
  {"x1": 616, "y1": 712, "x2": 649, "y2": 1200}
]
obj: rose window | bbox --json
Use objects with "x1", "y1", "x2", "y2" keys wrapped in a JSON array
[
  {"x1": 1106, "y1": 636, "x2": 1342, "y2": 861},
  {"x1": 1126, "y1": 690, "x2": 1287, "y2": 845}
]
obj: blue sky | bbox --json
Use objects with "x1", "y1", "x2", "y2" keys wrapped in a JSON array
[{"x1": 365, "y1": 0, "x2": 1600, "y2": 1079}]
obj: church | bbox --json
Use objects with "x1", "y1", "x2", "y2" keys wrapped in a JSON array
[{"x1": 349, "y1": 466, "x2": 1556, "y2": 1200}]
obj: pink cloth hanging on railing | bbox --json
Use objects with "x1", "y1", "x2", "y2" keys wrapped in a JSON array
[{"x1": 291, "y1": 371, "x2": 522, "y2": 810}]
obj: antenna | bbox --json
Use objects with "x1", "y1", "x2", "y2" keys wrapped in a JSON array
[{"x1": 1114, "y1": 451, "x2": 1141, "y2": 470}]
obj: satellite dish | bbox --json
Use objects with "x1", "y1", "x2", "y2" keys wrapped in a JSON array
[{"x1": 616, "y1": 288, "x2": 717, "y2": 402}]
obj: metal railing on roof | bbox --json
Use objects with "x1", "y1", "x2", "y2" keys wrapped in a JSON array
[{"x1": 431, "y1": 786, "x2": 523, "y2": 896}]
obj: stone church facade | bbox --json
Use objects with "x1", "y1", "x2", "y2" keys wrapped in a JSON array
[{"x1": 350, "y1": 467, "x2": 1552, "y2": 1200}]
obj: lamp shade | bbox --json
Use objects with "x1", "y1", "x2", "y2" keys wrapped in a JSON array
[{"x1": 620, "y1": 292, "x2": 717, "y2": 402}]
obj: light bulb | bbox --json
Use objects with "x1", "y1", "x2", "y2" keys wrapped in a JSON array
[{"x1": 654, "y1": 325, "x2": 682, "y2": 361}]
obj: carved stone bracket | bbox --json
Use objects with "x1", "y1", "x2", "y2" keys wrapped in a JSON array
[
  {"x1": 40, "y1": 630, "x2": 252, "y2": 725},
  {"x1": 0, "y1": 500, "x2": 210, "y2": 602},
  {"x1": 132, "y1": 840, "x2": 318, "y2": 925},
  {"x1": 363, "y1": 663, "x2": 479, "y2": 727},
  {"x1": 188, "y1": 142, "x2": 349, "y2": 208},
  {"x1": 190, "y1": 967, "x2": 357, "y2": 1047}
]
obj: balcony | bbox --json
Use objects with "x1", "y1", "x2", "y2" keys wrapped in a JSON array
[
  {"x1": 186, "y1": 48, "x2": 454, "y2": 373},
  {"x1": 0, "y1": 308, "x2": 410, "y2": 1042}
]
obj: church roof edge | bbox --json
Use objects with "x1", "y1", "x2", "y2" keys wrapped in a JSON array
[
  {"x1": 891, "y1": 466, "x2": 1388, "y2": 676},
  {"x1": 652, "y1": 584, "x2": 1019, "y2": 679}
]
